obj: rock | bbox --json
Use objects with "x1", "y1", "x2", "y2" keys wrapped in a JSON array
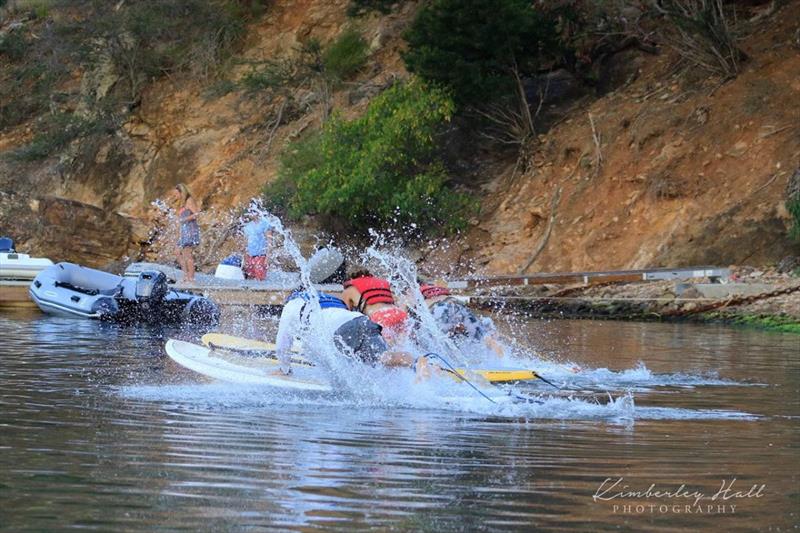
[
  {"x1": 727, "y1": 141, "x2": 749, "y2": 158},
  {"x1": 34, "y1": 197, "x2": 134, "y2": 267}
]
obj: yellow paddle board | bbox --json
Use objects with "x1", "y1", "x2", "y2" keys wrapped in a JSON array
[{"x1": 202, "y1": 333, "x2": 539, "y2": 383}]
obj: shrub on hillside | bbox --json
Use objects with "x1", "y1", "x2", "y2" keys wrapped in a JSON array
[
  {"x1": 347, "y1": 0, "x2": 401, "y2": 17},
  {"x1": 403, "y1": 0, "x2": 561, "y2": 108},
  {"x1": 323, "y1": 28, "x2": 369, "y2": 81},
  {"x1": 656, "y1": 0, "x2": 745, "y2": 79},
  {"x1": 7, "y1": 113, "x2": 105, "y2": 161},
  {"x1": 264, "y1": 79, "x2": 472, "y2": 235},
  {"x1": 787, "y1": 168, "x2": 800, "y2": 240}
]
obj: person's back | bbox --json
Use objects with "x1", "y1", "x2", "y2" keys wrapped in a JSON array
[
  {"x1": 419, "y1": 282, "x2": 505, "y2": 358},
  {"x1": 275, "y1": 291, "x2": 391, "y2": 372},
  {"x1": 341, "y1": 271, "x2": 408, "y2": 343}
]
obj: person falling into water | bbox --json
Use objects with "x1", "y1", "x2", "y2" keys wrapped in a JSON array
[
  {"x1": 274, "y1": 267, "x2": 414, "y2": 375},
  {"x1": 171, "y1": 183, "x2": 201, "y2": 282},
  {"x1": 413, "y1": 279, "x2": 506, "y2": 358},
  {"x1": 340, "y1": 269, "x2": 410, "y2": 345},
  {"x1": 241, "y1": 205, "x2": 274, "y2": 281}
]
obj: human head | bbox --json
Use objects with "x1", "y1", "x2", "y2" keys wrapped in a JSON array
[
  {"x1": 244, "y1": 199, "x2": 262, "y2": 221},
  {"x1": 346, "y1": 268, "x2": 372, "y2": 281},
  {"x1": 174, "y1": 183, "x2": 192, "y2": 204}
]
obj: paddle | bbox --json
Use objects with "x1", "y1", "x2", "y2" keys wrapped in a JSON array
[{"x1": 206, "y1": 342, "x2": 314, "y2": 367}]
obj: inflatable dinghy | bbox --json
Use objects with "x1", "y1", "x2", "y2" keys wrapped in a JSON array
[
  {"x1": 0, "y1": 237, "x2": 53, "y2": 282},
  {"x1": 29, "y1": 262, "x2": 219, "y2": 325}
]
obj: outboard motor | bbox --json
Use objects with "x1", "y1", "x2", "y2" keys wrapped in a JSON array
[
  {"x1": 181, "y1": 297, "x2": 220, "y2": 327},
  {"x1": 135, "y1": 270, "x2": 168, "y2": 303},
  {"x1": 0, "y1": 237, "x2": 14, "y2": 253}
]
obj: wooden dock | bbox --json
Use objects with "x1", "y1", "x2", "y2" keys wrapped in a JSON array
[
  {"x1": 447, "y1": 266, "x2": 729, "y2": 290},
  {"x1": 171, "y1": 280, "x2": 343, "y2": 307},
  {"x1": 0, "y1": 282, "x2": 36, "y2": 309},
  {"x1": 172, "y1": 266, "x2": 730, "y2": 307},
  {"x1": 0, "y1": 264, "x2": 732, "y2": 311}
]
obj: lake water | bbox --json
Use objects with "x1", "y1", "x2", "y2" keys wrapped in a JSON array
[{"x1": 1, "y1": 309, "x2": 798, "y2": 530}]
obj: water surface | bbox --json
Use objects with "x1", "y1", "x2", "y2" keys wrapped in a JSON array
[{"x1": 1, "y1": 310, "x2": 797, "y2": 530}]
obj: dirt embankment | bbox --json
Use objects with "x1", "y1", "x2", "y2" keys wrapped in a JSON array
[
  {"x1": 0, "y1": 0, "x2": 798, "y2": 276},
  {"x1": 451, "y1": 5, "x2": 800, "y2": 275}
]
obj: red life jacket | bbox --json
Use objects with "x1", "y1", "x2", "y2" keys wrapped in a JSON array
[
  {"x1": 420, "y1": 284, "x2": 451, "y2": 299},
  {"x1": 344, "y1": 276, "x2": 395, "y2": 312}
]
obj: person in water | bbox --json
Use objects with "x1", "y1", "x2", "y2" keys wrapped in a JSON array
[
  {"x1": 241, "y1": 207, "x2": 274, "y2": 281},
  {"x1": 415, "y1": 281, "x2": 505, "y2": 358},
  {"x1": 172, "y1": 183, "x2": 200, "y2": 282},
  {"x1": 275, "y1": 287, "x2": 413, "y2": 374},
  {"x1": 340, "y1": 269, "x2": 409, "y2": 344}
]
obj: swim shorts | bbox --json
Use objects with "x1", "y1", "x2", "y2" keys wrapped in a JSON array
[
  {"x1": 333, "y1": 316, "x2": 388, "y2": 365},
  {"x1": 243, "y1": 255, "x2": 268, "y2": 280},
  {"x1": 369, "y1": 307, "x2": 409, "y2": 342}
]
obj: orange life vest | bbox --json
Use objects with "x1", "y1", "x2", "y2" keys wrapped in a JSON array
[
  {"x1": 343, "y1": 276, "x2": 395, "y2": 313},
  {"x1": 420, "y1": 284, "x2": 451, "y2": 299}
]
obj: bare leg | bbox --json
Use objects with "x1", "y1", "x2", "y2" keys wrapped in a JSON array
[
  {"x1": 379, "y1": 351, "x2": 414, "y2": 367},
  {"x1": 176, "y1": 248, "x2": 186, "y2": 279},
  {"x1": 185, "y1": 248, "x2": 195, "y2": 282}
]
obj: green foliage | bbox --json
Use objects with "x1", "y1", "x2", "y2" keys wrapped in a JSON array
[
  {"x1": 7, "y1": 113, "x2": 101, "y2": 161},
  {"x1": 266, "y1": 79, "x2": 472, "y2": 235},
  {"x1": 1, "y1": 0, "x2": 268, "y2": 164},
  {"x1": 788, "y1": 199, "x2": 800, "y2": 240},
  {"x1": 787, "y1": 170, "x2": 800, "y2": 240},
  {"x1": 240, "y1": 60, "x2": 294, "y2": 93},
  {"x1": 728, "y1": 314, "x2": 800, "y2": 334},
  {"x1": 657, "y1": 0, "x2": 743, "y2": 79},
  {"x1": 0, "y1": 63, "x2": 64, "y2": 130},
  {"x1": 403, "y1": 0, "x2": 561, "y2": 107},
  {"x1": 203, "y1": 79, "x2": 238, "y2": 100},
  {"x1": 347, "y1": 0, "x2": 399, "y2": 17},
  {"x1": 0, "y1": 30, "x2": 29, "y2": 61},
  {"x1": 322, "y1": 28, "x2": 369, "y2": 81}
]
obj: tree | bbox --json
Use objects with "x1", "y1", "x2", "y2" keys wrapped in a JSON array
[
  {"x1": 403, "y1": 0, "x2": 560, "y2": 107},
  {"x1": 266, "y1": 79, "x2": 472, "y2": 235}
]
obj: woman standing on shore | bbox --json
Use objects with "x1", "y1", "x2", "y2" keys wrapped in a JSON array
[{"x1": 172, "y1": 183, "x2": 200, "y2": 282}]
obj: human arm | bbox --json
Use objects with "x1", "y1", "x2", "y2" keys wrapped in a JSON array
[
  {"x1": 340, "y1": 285, "x2": 360, "y2": 311},
  {"x1": 184, "y1": 198, "x2": 201, "y2": 221},
  {"x1": 378, "y1": 350, "x2": 414, "y2": 367}
]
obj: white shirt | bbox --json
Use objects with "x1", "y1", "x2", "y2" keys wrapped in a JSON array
[{"x1": 275, "y1": 296, "x2": 363, "y2": 371}]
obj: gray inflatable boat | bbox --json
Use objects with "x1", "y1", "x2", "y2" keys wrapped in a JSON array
[{"x1": 29, "y1": 262, "x2": 219, "y2": 325}]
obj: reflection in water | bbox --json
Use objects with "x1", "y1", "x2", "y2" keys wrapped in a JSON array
[{"x1": 0, "y1": 310, "x2": 798, "y2": 530}]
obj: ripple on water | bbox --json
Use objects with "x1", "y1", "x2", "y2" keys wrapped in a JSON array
[{"x1": 0, "y1": 313, "x2": 797, "y2": 531}]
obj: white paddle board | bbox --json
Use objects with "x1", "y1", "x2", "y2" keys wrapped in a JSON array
[{"x1": 165, "y1": 339, "x2": 332, "y2": 392}]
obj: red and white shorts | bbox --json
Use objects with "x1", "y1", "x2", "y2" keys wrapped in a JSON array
[
  {"x1": 243, "y1": 255, "x2": 268, "y2": 280},
  {"x1": 369, "y1": 307, "x2": 409, "y2": 343}
]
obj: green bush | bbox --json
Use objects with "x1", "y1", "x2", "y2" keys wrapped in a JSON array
[
  {"x1": 8, "y1": 113, "x2": 95, "y2": 161},
  {"x1": 240, "y1": 60, "x2": 294, "y2": 93},
  {"x1": 347, "y1": 0, "x2": 400, "y2": 17},
  {"x1": 788, "y1": 199, "x2": 800, "y2": 240},
  {"x1": 322, "y1": 28, "x2": 369, "y2": 81},
  {"x1": 265, "y1": 79, "x2": 472, "y2": 235},
  {"x1": 403, "y1": 0, "x2": 560, "y2": 107},
  {"x1": 0, "y1": 30, "x2": 29, "y2": 61},
  {"x1": 788, "y1": 170, "x2": 800, "y2": 240},
  {"x1": 0, "y1": 63, "x2": 64, "y2": 130}
]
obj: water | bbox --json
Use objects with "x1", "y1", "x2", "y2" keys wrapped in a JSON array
[{"x1": 0, "y1": 311, "x2": 798, "y2": 530}]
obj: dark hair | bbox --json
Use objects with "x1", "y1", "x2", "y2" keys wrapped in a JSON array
[{"x1": 347, "y1": 268, "x2": 372, "y2": 280}]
